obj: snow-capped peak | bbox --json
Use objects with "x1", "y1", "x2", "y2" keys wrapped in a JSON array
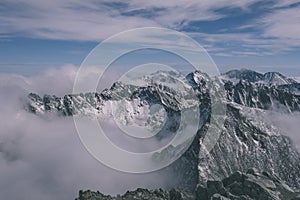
[{"x1": 221, "y1": 68, "x2": 297, "y2": 86}]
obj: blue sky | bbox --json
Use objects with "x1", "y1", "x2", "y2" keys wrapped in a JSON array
[{"x1": 0, "y1": 0, "x2": 300, "y2": 76}]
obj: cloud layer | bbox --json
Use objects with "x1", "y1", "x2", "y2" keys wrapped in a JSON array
[{"x1": 0, "y1": 66, "x2": 178, "y2": 200}]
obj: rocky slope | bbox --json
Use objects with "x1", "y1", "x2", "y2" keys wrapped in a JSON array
[
  {"x1": 25, "y1": 69, "x2": 300, "y2": 198},
  {"x1": 76, "y1": 169, "x2": 300, "y2": 200}
]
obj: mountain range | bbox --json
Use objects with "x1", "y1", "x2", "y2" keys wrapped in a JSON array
[{"x1": 26, "y1": 69, "x2": 300, "y2": 200}]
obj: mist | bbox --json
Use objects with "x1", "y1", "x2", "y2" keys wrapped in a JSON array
[
  {"x1": 269, "y1": 111, "x2": 300, "y2": 151},
  {"x1": 0, "y1": 66, "x2": 175, "y2": 200}
]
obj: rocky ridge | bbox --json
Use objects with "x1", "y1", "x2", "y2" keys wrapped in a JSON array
[{"x1": 76, "y1": 169, "x2": 300, "y2": 200}]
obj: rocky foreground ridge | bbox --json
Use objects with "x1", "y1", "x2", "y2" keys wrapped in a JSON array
[{"x1": 76, "y1": 169, "x2": 300, "y2": 200}]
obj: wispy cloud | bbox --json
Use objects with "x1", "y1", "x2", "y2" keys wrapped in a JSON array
[
  {"x1": 0, "y1": 0, "x2": 159, "y2": 41},
  {"x1": 0, "y1": 0, "x2": 259, "y2": 41},
  {"x1": 185, "y1": 2, "x2": 300, "y2": 56},
  {"x1": 258, "y1": 6, "x2": 300, "y2": 46},
  {"x1": 1, "y1": 0, "x2": 300, "y2": 57}
]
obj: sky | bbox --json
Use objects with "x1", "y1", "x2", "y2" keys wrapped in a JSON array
[{"x1": 0, "y1": 0, "x2": 300, "y2": 77}]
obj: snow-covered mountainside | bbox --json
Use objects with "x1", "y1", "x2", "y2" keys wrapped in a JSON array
[
  {"x1": 222, "y1": 69, "x2": 298, "y2": 85},
  {"x1": 26, "y1": 69, "x2": 300, "y2": 195},
  {"x1": 278, "y1": 83, "x2": 300, "y2": 95}
]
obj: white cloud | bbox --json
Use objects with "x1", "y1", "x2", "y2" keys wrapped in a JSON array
[
  {"x1": 268, "y1": 111, "x2": 300, "y2": 152},
  {"x1": 186, "y1": 3, "x2": 300, "y2": 56},
  {"x1": 0, "y1": 0, "x2": 260, "y2": 41},
  {"x1": 0, "y1": 0, "x2": 160, "y2": 41},
  {"x1": 1, "y1": 0, "x2": 300, "y2": 57},
  {"x1": 272, "y1": 0, "x2": 300, "y2": 8},
  {"x1": 293, "y1": 77, "x2": 300, "y2": 83},
  {"x1": 186, "y1": 32, "x2": 278, "y2": 56},
  {"x1": 259, "y1": 6, "x2": 300, "y2": 47},
  {"x1": 0, "y1": 64, "x2": 78, "y2": 96}
]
